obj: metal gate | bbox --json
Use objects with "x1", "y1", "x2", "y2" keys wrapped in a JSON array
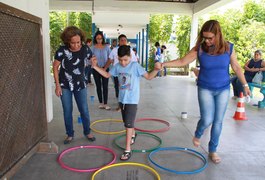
[{"x1": 0, "y1": 3, "x2": 47, "y2": 177}]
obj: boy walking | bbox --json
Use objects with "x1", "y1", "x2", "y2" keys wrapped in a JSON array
[{"x1": 92, "y1": 45, "x2": 160, "y2": 160}]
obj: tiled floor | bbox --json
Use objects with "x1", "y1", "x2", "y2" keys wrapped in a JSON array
[{"x1": 12, "y1": 76, "x2": 265, "y2": 180}]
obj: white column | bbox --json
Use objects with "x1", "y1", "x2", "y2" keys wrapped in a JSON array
[{"x1": 189, "y1": 14, "x2": 199, "y2": 76}]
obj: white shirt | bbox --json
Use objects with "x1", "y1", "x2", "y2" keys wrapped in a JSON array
[{"x1": 109, "y1": 47, "x2": 138, "y2": 65}]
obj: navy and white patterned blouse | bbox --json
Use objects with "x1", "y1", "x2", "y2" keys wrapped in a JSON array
[{"x1": 54, "y1": 45, "x2": 92, "y2": 91}]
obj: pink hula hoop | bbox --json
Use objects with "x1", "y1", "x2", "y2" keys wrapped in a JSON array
[
  {"x1": 58, "y1": 145, "x2": 116, "y2": 172},
  {"x1": 135, "y1": 118, "x2": 170, "y2": 133}
]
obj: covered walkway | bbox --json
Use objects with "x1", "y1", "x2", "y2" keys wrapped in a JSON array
[{"x1": 12, "y1": 76, "x2": 265, "y2": 180}]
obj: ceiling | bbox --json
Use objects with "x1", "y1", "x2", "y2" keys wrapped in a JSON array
[{"x1": 49, "y1": 0, "x2": 235, "y2": 38}]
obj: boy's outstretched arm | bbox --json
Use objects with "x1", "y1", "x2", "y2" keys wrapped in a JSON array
[
  {"x1": 91, "y1": 56, "x2": 111, "y2": 78},
  {"x1": 143, "y1": 62, "x2": 160, "y2": 80}
]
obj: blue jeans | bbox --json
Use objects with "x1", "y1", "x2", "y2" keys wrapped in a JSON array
[
  {"x1": 195, "y1": 87, "x2": 230, "y2": 153},
  {"x1": 60, "y1": 88, "x2": 91, "y2": 137}
]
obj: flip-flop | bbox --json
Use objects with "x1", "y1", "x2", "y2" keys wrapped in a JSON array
[
  {"x1": 120, "y1": 151, "x2": 132, "y2": 161},
  {"x1": 131, "y1": 133, "x2": 137, "y2": 145},
  {"x1": 209, "y1": 153, "x2": 221, "y2": 164}
]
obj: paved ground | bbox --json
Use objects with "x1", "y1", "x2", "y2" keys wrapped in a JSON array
[{"x1": 11, "y1": 76, "x2": 265, "y2": 180}]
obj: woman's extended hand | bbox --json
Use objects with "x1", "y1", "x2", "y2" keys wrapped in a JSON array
[{"x1": 154, "y1": 62, "x2": 162, "y2": 71}]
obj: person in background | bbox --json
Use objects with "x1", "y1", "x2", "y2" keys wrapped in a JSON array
[
  {"x1": 231, "y1": 50, "x2": 265, "y2": 98},
  {"x1": 111, "y1": 39, "x2": 117, "y2": 50},
  {"x1": 154, "y1": 42, "x2": 161, "y2": 77},
  {"x1": 160, "y1": 45, "x2": 167, "y2": 76},
  {"x1": 53, "y1": 26, "x2": 96, "y2": 144},
  {"x1": 160, "y1": 20, "x2": 251, "y2": 164},
  {"x1": 91, "y1": 31, "x2": 112, "y2": 110},
  {"x1": 85, "y1": 38, "x2": 93, "y2": 85},
  {"x1": 92, "y1": 45, "x2": 160, "y2": 161},
  {"x1": 132, "y1": 47, "x2": 140, "y2": 62}
]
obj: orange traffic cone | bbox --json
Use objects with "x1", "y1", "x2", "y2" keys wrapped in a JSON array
[{"x1": 233, "y1": 92, "x2": 247, "y2": 120}]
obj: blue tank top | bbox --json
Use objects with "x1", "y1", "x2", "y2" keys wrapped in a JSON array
[
  {"x1": 244, "y1": 59, "x2": 262, "y2": 78},
  {"x1": 197, "y1": 43, "x2": 233, "y2": 91}
]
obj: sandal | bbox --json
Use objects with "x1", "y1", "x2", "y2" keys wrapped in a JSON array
[
  {"x1": 209, "y1": 153, "x2": 221, "y2": 164},
  {"x1": 98, "y1": 104, "x2": 105, "y2": 109},
  {"x1": 131, "y1": 133, "x2": 137, "y2": 145},
  {"x1": 120, "y1": 151, "x2": 132, "y2": 161},
  {"x1": 86, "y1": 135, "x2": 96, "y2": 142},
  {"x1": 63, "y1": 136, "x2": 73, "y2": 144},
  {"x1": 105, "y1": 105, "x2": 111, "y2": 110}
]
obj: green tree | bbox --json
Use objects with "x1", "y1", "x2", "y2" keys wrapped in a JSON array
[
  {"x1": 148, "y1": 14, "x2": 173, "y2": 71},
  {"x1": 49, "y1": 12, "x2": 66, "y2": 60},
  {"x1": 77, "y1": 12, "x2": 92, "y2": 39},
  {"x1": 209, "y1": 0, "x2": 265, "y2": 69}
]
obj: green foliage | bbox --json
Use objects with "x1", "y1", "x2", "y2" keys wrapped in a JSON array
[
  {"x1": 148, "y1": 47, "x2": 156, "y2": 71},
  {"x1": 243, "y1": 0, "x2": 265, "y2": 23},
  {"x1": 208, "y1": 0, "x2": 265, "y2": 70},
  {"x1": 149, "y1": 14, "x2": 174, "y2": 44},
  {"x1": 49, "y1": 12, "x2": 66, "y2": 60},
  {"x1": 174, "y1": 16, "x2": 191, "y2": 58}
]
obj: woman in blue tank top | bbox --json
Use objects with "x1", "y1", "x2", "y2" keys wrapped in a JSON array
[{"x1": 162, "y1": 20, "x2": 251, "y2": 164}]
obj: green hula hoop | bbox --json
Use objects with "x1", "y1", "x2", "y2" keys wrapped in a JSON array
[{"x1": 113, "y1": 132, "x2": 162, "y2": 153}]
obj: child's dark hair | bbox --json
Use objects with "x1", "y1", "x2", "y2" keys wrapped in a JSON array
[
  {"x1": 118, "y1": 45, "x2": 131, "y2": 57},
  {"x1": 155, "y1": 42, "x2": 160, "y2": 47},
  {"x1": 118, "y1": 34, "x2": 127, "y2": 41}
]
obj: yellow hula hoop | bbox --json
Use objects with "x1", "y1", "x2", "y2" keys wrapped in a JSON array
[
  {"x1": 91, "y1": 162, "x2": 161, "y2": 180},
  {"x1": 90, "y1": 119, "x2": 126, "y2": 135}
]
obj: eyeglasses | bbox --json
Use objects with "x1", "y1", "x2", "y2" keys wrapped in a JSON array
[{"x1": 203, "y1": 36, "x2": 215, "y2": 41}]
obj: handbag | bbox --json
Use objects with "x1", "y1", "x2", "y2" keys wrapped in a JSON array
[{"x1": 252, "y1": 71, "x2": 263, "y2": 84}]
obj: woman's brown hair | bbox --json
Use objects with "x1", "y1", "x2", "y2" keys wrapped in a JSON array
[
  {"x1": 60, "y1": 26, "x2": 86, "y2": 47},
  {"x1": 195, "y1": 20, "x2": 229, "y2": 55}
]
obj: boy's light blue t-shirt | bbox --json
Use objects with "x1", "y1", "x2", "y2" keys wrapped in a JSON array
[{"x1": 109, "y1": 61, "x2": 146, "y2": 104}]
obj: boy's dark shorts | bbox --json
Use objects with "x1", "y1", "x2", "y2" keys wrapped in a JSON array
[{"x1": 119, "y1": 103, "x2": 138, "y2": 128}]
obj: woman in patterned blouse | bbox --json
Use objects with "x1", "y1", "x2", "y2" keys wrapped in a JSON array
[{"x1": 53, "y1": 26, "x2": 96, "y2": 144}]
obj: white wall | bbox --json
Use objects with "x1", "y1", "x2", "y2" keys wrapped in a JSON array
[{"x1": 1, "y1": 0, "x2": 53, "y2": 122}]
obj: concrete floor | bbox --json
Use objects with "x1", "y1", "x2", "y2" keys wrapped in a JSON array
[{"x1": 11, "y1": 76, "x2": 265, "y2": 180}]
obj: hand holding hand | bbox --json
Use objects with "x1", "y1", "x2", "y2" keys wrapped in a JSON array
[
  {"x1": 91, "y1": 56, "x2": 97, "y2": 68},
  {"x1": 154, "y1": 62, "x2": 162, "y2": 71}
]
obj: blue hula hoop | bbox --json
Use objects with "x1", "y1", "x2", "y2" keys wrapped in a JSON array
[{"x1": 148, "y1": 147, "x2": 208, "y2": 174}]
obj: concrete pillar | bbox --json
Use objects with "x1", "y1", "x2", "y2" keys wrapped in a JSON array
[
  {"x1": 145, "y1": 24, "x2": 149, "y2": 71},
  {"x1": 189, "y1": 14, "x2": 199, "y2": 73},
  {"x1": 141, "y1": 28, "x2": 144, "y2": 67}
]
